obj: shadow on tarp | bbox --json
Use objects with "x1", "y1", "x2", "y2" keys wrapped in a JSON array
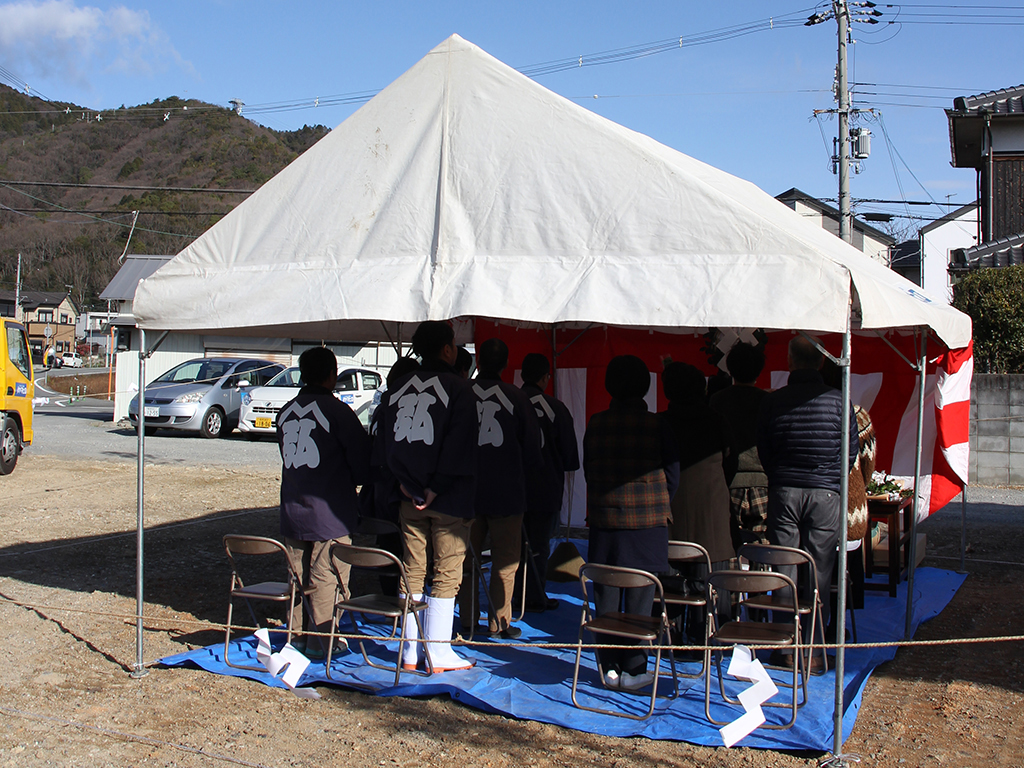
[{"x1": 161, "y1": 562, "x2": 963, "y2": 751}]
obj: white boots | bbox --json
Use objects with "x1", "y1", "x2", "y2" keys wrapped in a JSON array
[
  {"x1": 400, "y1": 594, "x2": 424, "y2": 671},
  {"x1": 424, "y1": 596, "x2": 473, "y2": 672},
  {"x1": 400, "y1": 594, "x2": 474, "y2": 673}
]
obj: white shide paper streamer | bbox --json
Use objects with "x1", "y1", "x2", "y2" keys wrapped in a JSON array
[
  {"x1": 254, "y1": 628, "x2": 321, "y2": 700},
  {"x1": 719, "y1": 645, "x2": 779, "y2": 747}
]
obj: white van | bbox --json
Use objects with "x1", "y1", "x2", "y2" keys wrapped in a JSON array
[{"x1": 61, "y1": 351, "x2": 84, "y2": 368}]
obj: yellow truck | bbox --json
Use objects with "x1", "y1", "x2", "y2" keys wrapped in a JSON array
[{"x1": 1, "y1": 318, "x2": 33, "y2": 474}]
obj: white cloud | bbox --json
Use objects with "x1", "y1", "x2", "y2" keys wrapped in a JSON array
[{"x1": 0, "y1": 0, "x2": 192, "y2": 91}]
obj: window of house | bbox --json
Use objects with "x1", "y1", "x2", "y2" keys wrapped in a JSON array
[
  {"x1": 38, "y1": 310, "x2": 53, "y2": 322},
  {"x1": 61, "y1": 314, "x2": 69, "y2": 324}
]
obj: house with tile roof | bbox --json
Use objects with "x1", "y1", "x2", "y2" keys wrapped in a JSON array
[{"x1": 947, "y1": 84, "x2": 1024, "y2": 274}]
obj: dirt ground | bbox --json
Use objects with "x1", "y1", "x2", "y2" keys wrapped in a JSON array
[{"x1": 1, "y1": 455, "x2": 1022, "y2": 768}]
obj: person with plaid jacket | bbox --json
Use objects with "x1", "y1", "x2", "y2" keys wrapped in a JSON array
[
  {"x1": 583, "y1": 355, "x2": 679, "y2": 692},
  {"x1": 709, "y1": 342, "x2": 770, "y2": 551}
]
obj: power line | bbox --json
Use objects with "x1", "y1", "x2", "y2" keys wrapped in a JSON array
[
  {"x1": 0, "y1": 9, "x2": 819, "y2": 121},
  {"x1": 517, "y1": 14, "x2": 812, "y2": 78},
  {"x1": 851, "y1": 198, "x2": 967, "y2": 206},
  {"x1": 1, "y1": 208, "x2": 228, "y2": 216},
  {"x1": 853, "y1": 81, "x2": 988, "y2": 92},
  {"x1": 0, "y1": 183, "x2": 197, "y2": 238},
  {"x1": 0, "y1": 180, "x2": 255, "y2": 194}
]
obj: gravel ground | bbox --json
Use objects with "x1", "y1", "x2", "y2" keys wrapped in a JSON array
[{"x1": 0, "y1": 399, "x2": 1022, "y2": 767}]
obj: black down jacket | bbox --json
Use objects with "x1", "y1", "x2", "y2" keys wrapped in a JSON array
[{"x1": 755, "y1": 369, "x2": 858, "y2": 493}]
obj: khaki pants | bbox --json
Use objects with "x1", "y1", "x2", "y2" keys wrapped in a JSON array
[
  {"x1": 284, "y1": 535, "x2": 351, "y2": 651},
  {"x1": 459, "y1": 514, "x2": 523, "y2": 632},
  {"x1": 400, "y1": 501, "x2": 472, "y2": 599}
]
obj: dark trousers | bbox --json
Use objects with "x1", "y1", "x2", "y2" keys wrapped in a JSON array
[
  {"x1": 767, "y1": 486, "x2": 841, "y2": 641},
  {"x1": 376, "y1": 531, "x2": 404, "y2": 597},
  {"x1": 517, "y1": 505, "x2": 559, "y2": 605},
  {"x1": 828, "y1": 545, "x2": 865, "y2": 639},
  {"x1": 593, "y1": 582, "x2": 655, "y2": 676}
]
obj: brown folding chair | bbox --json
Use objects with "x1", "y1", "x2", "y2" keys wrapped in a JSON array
[
  {"x1": 356, "y1": 516, "x2": 404, "y2": 600},
  {"x1": 355, "y1": 517, "x2": 400, "y2": 536},
  {"x1": 738, "y1": 543, "x2": 829, "y2": 678},
  {"x1": 704, "y1": 570, "x2": 802, "y2": 730},
  {"x1": 664, "y1": 540, "x2": 715, "y2": 679},
  {"x1": 571, "y1": 563, "x2": 678, "y2": 720},
  {"x1": 223, "y1": 534, "x2": 308, "y2": 672},
  {"x1": 462, "y1": 539, "x2": 499, "y2": 640},
  {"x1": 325, "y1": 542, "x2": 433, "y2": 685}
]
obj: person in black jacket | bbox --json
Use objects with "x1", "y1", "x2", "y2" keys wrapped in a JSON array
[
  {"x1": 709, "y1": 342, "x2": 770, "y2": 551},
  {"x1": 278, "y1": 346, "x2": 371, "y2": 658},
  {"x1": 364, "y1": 356, "x2": 421, "y2": 596},
  {"x1": 516, "y1": 353, "x2": 580, "y2": 613},
  {"x1": 756, "y1": 335, "x2": 858, "y2": 671},
  {"x1": 381, "y1": 321, "x2": 480, "y2": 672},
  {"x1": 458, "y1": 339, "x2": 542, "y2": 639}
]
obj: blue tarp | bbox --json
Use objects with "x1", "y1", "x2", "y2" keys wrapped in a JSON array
[{"x1": 162, "y1": 564, "x2": 963, "y2": 751}]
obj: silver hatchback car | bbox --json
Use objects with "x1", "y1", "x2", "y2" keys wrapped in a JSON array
[{"x1": 128, "y1": 357, "x2": 284, "y2": 438}]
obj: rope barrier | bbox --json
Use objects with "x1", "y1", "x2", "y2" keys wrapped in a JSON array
[
  {"x1": 0, "y1": 705, "x2": 274, "y2": 768},
  {"x1": 2, "y1": 593, "x2": 1022, "y2": 657}
]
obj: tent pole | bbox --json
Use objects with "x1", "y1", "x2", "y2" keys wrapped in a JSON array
[
  {"x1": 832, "y1": 322, "x2": 852, "y2": 757},
  {"x1": 905, "y1": 329, "x2": 928, "y2": 640},
  {"x1": 959, "y1": 487, "x2": 967, "y2": 574},
  {"x1": 132, "y1": 328, "x2": 148, "y2": 679},
  {"x1": 550, "y1": 324, "x2": 557, "y2": 398}
]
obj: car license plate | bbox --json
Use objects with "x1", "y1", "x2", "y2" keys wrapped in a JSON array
[
  {"x1": 144, "y1": 407, "x2": 160, "y2": 418},
  {"x1": 254, "y1": 417, "x2": 273, "y2": 429}
]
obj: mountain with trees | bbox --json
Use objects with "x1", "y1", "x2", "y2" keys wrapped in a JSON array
[{"x1": 0, "y1": 83, "x2": 329, "y2": 311}]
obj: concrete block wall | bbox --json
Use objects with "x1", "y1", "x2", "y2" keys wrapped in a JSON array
[{"x1": 970, "y1": 374, "x2": 1024, "y2": 486}]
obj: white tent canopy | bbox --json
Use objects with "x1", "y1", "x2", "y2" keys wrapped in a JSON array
[
  {"x1": 128, "y1": 36, "x2": 971, "y2": 753},
  {"x1": 133, "y1": 34, "x2": 970, "y2": 350}
]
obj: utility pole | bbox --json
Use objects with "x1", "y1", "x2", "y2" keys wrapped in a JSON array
[
  {"x1": 836, "y1": 0, "x2": 852, "y2": 243},
  {"x1": 807, "y1": 1, "x2": 883, "y2": 246},
  {"x1": 14, "y1": 252, "x2": 22, "y2": 322}
]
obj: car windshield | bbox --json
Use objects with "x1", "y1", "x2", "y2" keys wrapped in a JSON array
[
  {"x1": 153, "y1": 360, "x2": 232, "y2": 385},
  {"x1": 267, "y1": 367, "x2": 304, "y2": 387}
]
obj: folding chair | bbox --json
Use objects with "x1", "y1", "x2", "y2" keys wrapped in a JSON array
[
  {"x1": 356, "y1": 516, "x2": 403, "y2": 599},
  {"x1": 571, "y1": 563, "x2": 678, "y2": 720},
  {"x1": 738, "y1": 543, "x2": 828, "y2": 677},
  {"x1": 223, "y1": 534, "x2": 308, "y2": 672},
  {"x1": 664, "y1": 541, "x2": 714, "y2": 679},
  {"x1": 356, "y1": 516, "x2": 400, "y2": 537},
  {"x1": 462, "y1": 539, "x2": 499, "y2": 640},
  {"x1": 325, "y1": 542, "x2": 433, "y2": 685},
  {"x1": 463, "y1": 521, "x2": 535, "y2": 639},
  {"x1": 704, "y1": 570, "x2": 802, "y2": 730},
  {"x1": 517, "y1": 523, "x2": 550, "y2": 614}
]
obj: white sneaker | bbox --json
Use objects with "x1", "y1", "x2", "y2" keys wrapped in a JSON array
[
  {"x1": 603, "y1": 669, "x2": 621, "y2": 688},
  {"x1": 619, "y1": 670, "x2": 655, "y2": 691}
]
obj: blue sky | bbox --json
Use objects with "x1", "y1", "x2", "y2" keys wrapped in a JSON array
[{"x1": 2, "y1": 0, "x2": 1023, "y2": 233}]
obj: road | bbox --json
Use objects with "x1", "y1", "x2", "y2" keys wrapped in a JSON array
[{"x1": 27, "y1": 395, "x2": 283, "y2": 468}]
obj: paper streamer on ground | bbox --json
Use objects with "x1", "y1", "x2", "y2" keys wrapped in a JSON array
[
  {"x1": 719, "y1": 645, "x2": 779, "y2": 747},
  {"x1": 254, "y1": 629, "x2": 320, "y2": 700}
]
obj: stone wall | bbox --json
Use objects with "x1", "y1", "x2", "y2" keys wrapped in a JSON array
[{"x1": 970, "y1": 374, "x2": 1024, "y2": 486}]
